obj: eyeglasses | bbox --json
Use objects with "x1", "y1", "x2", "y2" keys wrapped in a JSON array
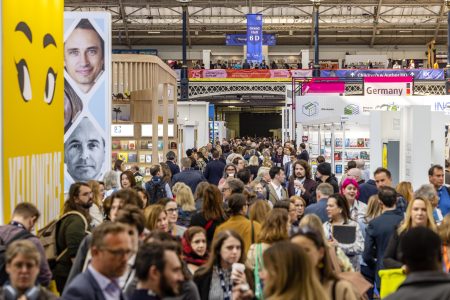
[
  {"x1": 101, "y1": 247, "x2": 134, "y2": 257},
  {"x1": 166, "y1": 208, "x2": 178, "y2": 213}
]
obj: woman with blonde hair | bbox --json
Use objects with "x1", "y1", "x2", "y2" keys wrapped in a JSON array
[
  {"x1": 260, "y1": 241, "x2": 328, "y2": 300},
  {"x1": 291, "y1": 228, "x2": 357, "y2": 300},
  {"x1": 300, "y1": 214, "x2": 354, "y2": 272},
  {"x1": 384, "y1": 196, "x2": 437, "y2": 268},
  {"x1": 247, "y1": 209, "x2": 289, "y2": 270},
  {"x1": 175, "y1": 183, "x2": 197, "y2": 227},
  {"x1": 438, "y1": 214, "x2": 450, "y2": 272},
  {"x1": 396, "y1": 181, "x2": 414, "y2": 203},
  {"x1": 144, "y1": 204, "x2": 169, "y2": 232},
  {"x1": 289, "y1": 195, "x2": 306, "y2": 225},
  {"x1": 364, "y1": 194, "x2": 382, "y2": 224},
  {"x1": 249, "y1": 200, "x2": 271, "y2": 224},
  {"x1": 87, "y1": 180, "x2": 104, "y2": 227}
]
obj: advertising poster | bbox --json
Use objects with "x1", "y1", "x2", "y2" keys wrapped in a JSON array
[
  {"x1": 3, "y1": 0, "x2": 64, "y2": 226},
  {"x1": 246, "y1": 14, "x2": 263, "y2": 64},
  {"x1": 64, "y1": 12, "x2": 111, "y2": 191}
]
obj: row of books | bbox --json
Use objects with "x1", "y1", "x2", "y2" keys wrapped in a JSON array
[
  {"x1": 324, "y1": 138, "x2": 370, "y2": 148},
  {"x1": 113, "y1": 152, "x2": 152, "y2": 163},
  {"x1": 334, "y1": 151, "x2": 370, "y2": 160},
  {"x1": 112, "y1": 140, "x2": 178, "y2": 151}
]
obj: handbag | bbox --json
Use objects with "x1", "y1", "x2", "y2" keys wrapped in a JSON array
[
  {"x1": 253, "y1": 243, "x2": 264, "y2": 300},
  {"x1": 378, "y1": 268, "x2": 406, "y2": 299},
  {"x1": 328, "y1": 245, "x2": 372, "y2": 299}
]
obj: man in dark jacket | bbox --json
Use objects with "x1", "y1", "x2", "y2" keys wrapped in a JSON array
[
  {"x1": 315, "y1": 162, "x2": 339, "y2": 192},
  {"x1": 204, "y1": 150, "x2": 226, "y2": 185},
  {"x1": 0, "y1": 203, "x2": 52, "y2": 286},
  {"x1": 287, "y1": 159, "x2": 317, "y2": 204},
  {"x1": 359, "y1": 179, "x2": 378, "y2": 204},
  {"x1": 363, "y1": 186, "x2": 404, "y2": 291},
  {"x1": 172, "y1": 157, "x2": 206, "y2": 194},
  {"x1": 297, "y1": 143, "x2": 309, "y2": 162},
  {"x1": 384, "y1": 227, "x2": 450, "y2": 300},
  {"x1": 165, "y1": 151, "x2": 180, "y2": 179}
]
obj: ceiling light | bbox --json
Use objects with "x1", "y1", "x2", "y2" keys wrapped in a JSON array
[
  {"x1": 148, "y1": 31, "x2": 160, "y2": 34},
  {"x1": 176, "y1": 0, "x2": 192, "y2": 3}
]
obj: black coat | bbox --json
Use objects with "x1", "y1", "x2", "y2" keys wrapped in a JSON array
[
  {"x1": 166, "y1": 160, "x2": 180, "y2": 178},
  {"x1": 203, "y1": 159, "x2": 225, "y2": 185},
  {"x1": 172, "y1": 169, "x2": 206, "y2": 194}
]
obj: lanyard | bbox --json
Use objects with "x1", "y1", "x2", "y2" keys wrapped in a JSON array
[{"x1": 218, "y1": 268, "x2": 232, "y2": 300}]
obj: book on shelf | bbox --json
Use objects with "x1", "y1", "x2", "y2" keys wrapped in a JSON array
[
  {"x1": 139, "y1": 167, "x2": 146, "y2": 175},
  {"x1": 335, "y1": 164, "x2": 343, "y2": 174},
  {"x1": 335, "y1": 138, "x2": 343, "y2": 147},
  {"x1": 118, "y1": 152, "x2": 128, "y2": 162},
  {"x1": 357, "y1": 138, "x2": 365, "y2": 148},
  {"x1": 145, "y1": 167, "x2": 151, "y2": 176},
  {"x1": 128, "y1": 153, "x2": 137, "y2": 163},
  {"x1": 145, "y1": 155, "x2": 152, "y2": 163},
  {"x1": 120, "y1": 141, "x2": 129, "y2": 150},
  {"x1": 349, "y1": 139, "x2": 358, "y2": 147},
  {"x1": 158, "y1": 153, "x2": 164, "y2": 162},
  {"x1": 157, "y1": 141, "x2": 164, "y2": 151},
  {"x1": 324, "y1": 138, "x2": 331, "y2": 147},
  {"x1": 139, "y1": 154, "x2": 146, "y2": 163},
  {"x1": 128, "y1": 140, "x2": 136, "y2": 150},
  {"x1": 364, "y1": 138, "x2": 370, "y2": 148},
  {"x1": 360, "y1": 151, "x2": 370, "y2": 160},
  {"x1": 140, "y1": 140, "x2": 148, "y2": 149},
  {"x1": 334, "y1": 151, "x2": 342, "y2": 161},
  {"x1": 112, "y1": 152, "x2": 118, "y2": 160},
  {"x1": 345, "y1": 152, "x2": 359, "y2": 160},
  {"x1": 112, "y1": 140, "x2": 121, "y2": 150},
  {"x1": 170, "y1": 142, "x2": 177, "y2": 149}
]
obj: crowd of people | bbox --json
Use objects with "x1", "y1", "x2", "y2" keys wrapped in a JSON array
[{"x1": 2, "y1": 137, "x2": 450, "y2": 299}]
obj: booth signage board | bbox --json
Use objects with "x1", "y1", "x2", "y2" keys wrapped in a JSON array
[
  {"x1": 295, "y1": 95, "x2": 450, "y2": 125},
  {"x1": 246, "y1": 14, "x2": 263, "y2": 63},
  {"x1": 111, "y1": 124, "x2": 134, "y2": 137},
  {"x1": 226, "y1": 34, "x2": 276, "y2": 46},
  {"x1": 364, "y1": 77, "x2": 413, "y2": 97},
  {"x1": 3, "y1": 0, "x2": 65, "y2": 226},
  {"x1": 63, "y1": 12, "x2": 111, "y2": 192}
]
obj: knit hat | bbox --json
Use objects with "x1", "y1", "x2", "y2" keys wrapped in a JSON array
[{"x1": 317, "y1": 162, "x2": 332, "y2": 176}]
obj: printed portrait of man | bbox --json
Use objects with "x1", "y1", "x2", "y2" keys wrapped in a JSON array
[
  {"x1": 64, "y1": 18, "x2": 104, "y2": 94},
  {"x1": 64, "y1": 117, "x2": 105, "y2": 182}
]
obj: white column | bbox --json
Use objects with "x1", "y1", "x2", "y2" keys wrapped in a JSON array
[
  {"x1": 202, "y1": 50, "x2": 211, "y2": 69},
  {"x1": 183, "y1": 125, "x2": 195, "y2": 150},
  {"x1": 400, "y1": 106, "x2": 431, "y2": 188},
  {"x1": 301, "y1": 49, "x2": 310, "y2": 69}
]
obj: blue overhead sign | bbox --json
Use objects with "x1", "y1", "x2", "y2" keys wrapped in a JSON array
[
  {"x1": 226, "y1": 34, "x2": 276, "y2": 46},
  {"x1": 246, "y1": 14, "x2": 263, "y2": 63}
]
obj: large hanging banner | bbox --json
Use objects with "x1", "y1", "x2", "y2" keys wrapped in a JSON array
[
  {"x1": 246, "y1": 14, "x2": 263, "y2": 64},
  {"x1": 321, "y1": 69, "x2": 444, "y2": 80},
  {"x1": 3, "y1": 0, "x2": 64, "y2": 226},
  {"x1": 64, "y1": 12, "x2": 111, "y2": 191}
]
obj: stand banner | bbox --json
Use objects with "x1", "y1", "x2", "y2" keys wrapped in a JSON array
[
  {"x1": 246, "y1": 14, "x2": 263, "y2": 64},
  {"x1": 63, "y1": 12, "x2": 111, "y2": 191},
  {"x1": 321, "y1": 69, "x2": 444, "y2": 80},
  {"x1": 188, "y1": 69, "x2": 311, "y2": 79},
  {"x1": 3, "y1": 0, "x2": 64, "y2": 226},
  {"x1": 295, "y1": 95, "x2": 449, "y2": 124},
  {"x1": 364, "y1": 76, "x2": 413, "y2": 97}
]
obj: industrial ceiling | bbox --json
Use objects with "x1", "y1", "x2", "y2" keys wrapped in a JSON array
[{"x1": 64, "y1": 0, "x2": 450, "y2": 46}]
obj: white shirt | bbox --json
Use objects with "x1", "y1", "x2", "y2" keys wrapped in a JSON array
[
  {"x1": 88, "y1": 265, "x2": 121, "y2": 300},
  {"x1": 270, "y1": 181, "x2": 283, "y2": 200},
  {"x1": 349, "y1": 200, "x2": 367, "y2": 223}
]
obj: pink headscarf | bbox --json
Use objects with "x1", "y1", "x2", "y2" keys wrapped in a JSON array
[{"x1": 340, "y1": 177, "x2": 360, "y2": 200}]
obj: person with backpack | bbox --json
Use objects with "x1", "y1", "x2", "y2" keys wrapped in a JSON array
[
  {"x1": 0, "y1": 202, "x2": 52, "y2": 286},
  {"x1": 53, "y1": 182, "x2": 92, "y2": 294},
  {"x1": 145, "y1": 164, "x2": 172, "y2": 205}
]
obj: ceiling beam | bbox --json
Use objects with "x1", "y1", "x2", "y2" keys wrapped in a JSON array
[
  {"x1": 118, "y1": 0, "x2": 131, "y2": 47},
  {"x1": 432, "y1": 3, "x2": 446, "y2": 43},
  {"x1": 370, "y1": 0, "x2": 383, "y2": 47}
]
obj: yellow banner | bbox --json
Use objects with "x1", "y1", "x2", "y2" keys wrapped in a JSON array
[{"x1": 3, "y1": 0, "x2": 64, "y2": 227}]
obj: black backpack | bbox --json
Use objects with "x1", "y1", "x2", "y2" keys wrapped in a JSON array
[
  {"x1": 145, "y1": 180, "x2": 167, "y2": 205},
  {"x1": 0, "y1": 229, "x2": 33, "y2": 285}
]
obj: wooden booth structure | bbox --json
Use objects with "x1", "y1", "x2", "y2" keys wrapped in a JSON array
[{"x1": 111, "y1": 54, "x2": 177, "y2": 178}]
